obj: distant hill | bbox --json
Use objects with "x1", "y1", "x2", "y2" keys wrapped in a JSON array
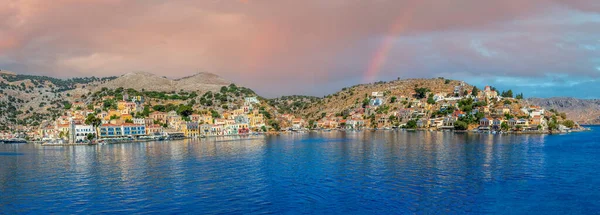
[
  {"x1": 93, "y1": 72, "x2": 230, "y2": 93},
  {"x1": 527, "y1": 97, "x2": 600, "y2": 125}
]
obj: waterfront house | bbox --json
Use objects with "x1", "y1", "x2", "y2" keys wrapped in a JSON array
[
  {"x1": 417, "y1": 118, "x2": 429, "y2": 128},
  {"x1": 183, "y1": 122, "x2": 200, "y2": 138},
  {"x1": 145, "y1": 124, "x2": 163, "y2": 135},
  {"x1": 492, "y1": 118, "x2": 504, "y2": 130},
  {"x1": 200, "y1": 124, "x2": 211, "y2": 136},
  {"x1": 98, "y1": 124, "x2": 122, "y2": 138},
  {"x1": 98, "y1": 124, "x2": 146, "y2": 138},
  {"x1": 292, "y1": 118, "x2": 305, "y2": 130},
  {"x1": 430, "y1": 118, "x2": 444, "y2": 128},
  {"x1": 74, "y1": 124, "x2": 94, "y2": 142},
  {"x1": 508, "y1": 118, "x2": 518, "y2": 127},
  {"x1": 529, "y1": 115, "x2": 546, "y2": 130},
  {"x1": 479, "y1": 118, "x2": 491, "y2": 130},
  {"x1": 442, "y1": 117, "x2": 456, "y2": 128},
  {"x1": 237, "y1": 123, "x2": 250, "y2": 134},
  {"x1": 210, "y1": 125, "x2": 223, "y2": 136}
]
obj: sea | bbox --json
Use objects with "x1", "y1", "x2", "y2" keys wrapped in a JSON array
[{"x1": 1, "y1": 127, "x2": 599, "y2": 214}]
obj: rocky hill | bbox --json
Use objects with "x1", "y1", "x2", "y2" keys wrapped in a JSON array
[
  {"x1": 92, "y1": 72, "x2": 230, "y2": 93},
  {"x1": 0, "y1": 71, "x2": 266, "y2": 130},
  {"x1": 0, "y1": 73, "x2": 116, "y2": 129},
  {"x1": 287, "y1": 78, "x2": 472, "y2": 120},
  {"x1": 527, "y1": 97, "x2": 600, "y2": 125}
]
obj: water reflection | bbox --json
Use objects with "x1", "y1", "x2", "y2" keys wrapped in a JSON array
[{"x1": 1, "y1": 130, "x2": 599, "y2": 214}]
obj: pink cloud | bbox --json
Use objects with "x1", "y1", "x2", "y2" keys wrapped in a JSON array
[{"x1": 0, "y1": 0, "x2": 598, "y2": 96}]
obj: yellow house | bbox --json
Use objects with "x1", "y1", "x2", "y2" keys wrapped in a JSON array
[
  {"x1": 182, "y1": 122, "x2": 200, "y2": 138},
  {"x1": 232, "y1": 109, "x2": 245, "y2": 116},
  {"x1": 108, "y1": 110, "x2": 121, "y2": 120},
  {"x1": 201, "y1": 115, "x2": 213, "y2": 124},
  {"x1": 121, "y1": 114, "x2": 133, "y2": 121},
  {"x1": 117, "y1": 101, "x2": 127, "y2": 110},
  {"x1": 249, "y1": 114, "x2": 265, "y2": 128}
]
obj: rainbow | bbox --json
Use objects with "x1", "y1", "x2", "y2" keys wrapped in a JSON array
[{"x1": 363, "y1": 7, "x2": 415, "y2": 83}]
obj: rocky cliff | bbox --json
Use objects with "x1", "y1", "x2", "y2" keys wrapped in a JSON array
[{"x1": 527, "y1": 97, "x2": 600, "y2": 125}]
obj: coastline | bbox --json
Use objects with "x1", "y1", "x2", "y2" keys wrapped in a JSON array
[{"x1": 27, "y1": 126, "x2": 594, "y2": 146}]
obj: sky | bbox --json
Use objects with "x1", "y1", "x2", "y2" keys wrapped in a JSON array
[{"x1": 1, "y1": 0, "x2": 599, "y2": 98}]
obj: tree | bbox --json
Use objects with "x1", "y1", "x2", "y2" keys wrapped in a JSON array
[
  {"x1": 501, "y1": 90, "x2": 513, "y2": 98},
  {"x1": 472, "y1": 86, "x2": 480, "y2": 97},
  {"x1": 63, "y1": 101, "x2": 72, "y2": 110},
  {"x1": 559, "y1": 112, "x2": 567, "y2": 120},
  {"x1": 515, "y1": 125, "x2": 523, "y2": 131},
  {"x1": 269, "y1": 119, "x2": 281, "y2": 131},
  {"x1": 414, "y1": 88, "x2": 430, "y2": 99},
  {"x1": 427, "y1": 96, "x2": 436, "y2": 104},
  {"x1": 261, "y1": 126, "x2": 267, "y2": 132},
  {"x1": 406, "y1": 120, "x2": 417, "y2": 129},
  {"x1": 153, "y1": 104, "x2": 166, "y2": 112},
  {"x1": 501, "y1": 121, "x2": 509, "y2": 131},
  {"x1": 228, "y1": 83, "x2": 238, "y2": 92},
  {"x1": 444, "y1": 79, "x2": 451, "y2": 84},
  {"x1": 85, "y1": 114, "x2": 102, "y2": 128},
  {"x1": 390, "y1": 96, "x2": 397, "y2": 103},
  {"x1": 210, "y1": 109, "x2": 220, "y2": 119},
  {"x1": 454, "y1": 120, "x2": 468, "y2": 130},
  {"x1": 547, "y1": 122, "x2": 559, "y2": 131},
  {"x1": 177, "y1": 105, "x2": 194, "y2": 117},
  {"x1": 86, "y1": 133, "x2": 95, "y2": 141},
  {"x1": 515, "y1": 93, "x2": 524, "y2": 99},
  {"x1": 562, "y1": 120, "x2": 575, "y2": 128}
]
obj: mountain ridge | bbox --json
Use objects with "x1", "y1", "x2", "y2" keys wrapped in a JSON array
[{"x1": 527, "y1": 97, "x2": 600, "y2": 125}]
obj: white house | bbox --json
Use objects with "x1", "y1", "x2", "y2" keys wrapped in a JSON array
[{"x1": 74, "y1": 125, "x2": 95, "y2": 142}]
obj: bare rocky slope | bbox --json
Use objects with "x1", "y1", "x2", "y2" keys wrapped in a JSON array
[
  {"x1": 527, "y1": 97, "x2": 600, "y2": 125},
  {"x1": 92, "y1": 72, "x2": 230, "y2": 92}
]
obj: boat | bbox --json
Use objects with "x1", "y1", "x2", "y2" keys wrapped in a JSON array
[{"x1": 2, "y1": 138, "x2": 28, "y2": 144}]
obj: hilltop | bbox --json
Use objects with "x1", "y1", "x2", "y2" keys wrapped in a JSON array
[{"x1": 90, "y1": 72, "x2": 230, "y2": 92}]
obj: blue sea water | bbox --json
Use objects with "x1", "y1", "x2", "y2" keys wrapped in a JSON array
[{"x1": 1, "y1": 128, "x2": 599, "y2": 214}]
